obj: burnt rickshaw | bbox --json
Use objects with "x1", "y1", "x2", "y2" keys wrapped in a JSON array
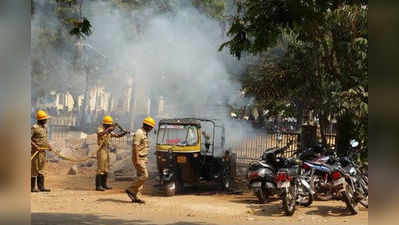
[{"x1": 155, "y1": 118, "x2": 236, "y2": 196}]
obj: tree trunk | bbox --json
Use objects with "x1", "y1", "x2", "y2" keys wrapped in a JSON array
[
  {"x1": 71, "y1": 94, "x2": 79, "y2": 112},
  {"x1": 318, "y1": 111, "x2": 328, "y2": 147},
  {"x1": 80, "y1": 70, "x2": 89, "y2": 129},
  {"x1": 129, "y1": 77, "x2": 136, "y2": 129},
  {"x1": 107, "y1": 94, "x2": 113, "y2": 113}
]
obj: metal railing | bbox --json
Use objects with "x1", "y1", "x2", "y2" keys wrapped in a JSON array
[
  {"x1": 233, "y1": 132, "x2": 300, "y2": 162},
  {"x1": 48, "y1": 124, "x2": 132, "y2": 146},
  {"x1": 233, "y1": 132, "x2": 337, "y2": 163}
]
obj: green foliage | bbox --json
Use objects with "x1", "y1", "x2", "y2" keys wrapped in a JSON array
[
  {"x1": 32, "y1": 0, "x2": 92, "y2": 106},
  {"x1": 222, "y1": 1, "x2": 368, "y2": 146},
  {"x1": 192, "y1": 0, "x2": 226, "y2": 20},
  {"x1": 55, "y1": 0, "x2": 93, "y2": 39},
  {"x1": 69, "y1": 17, "x2": 92, "y2": 38}
]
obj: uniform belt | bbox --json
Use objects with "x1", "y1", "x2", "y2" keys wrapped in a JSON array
[{"x1": 34, "y1": 147, "x2": 49, "y2": 150}]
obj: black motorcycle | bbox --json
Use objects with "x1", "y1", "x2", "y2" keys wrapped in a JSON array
[
  {"x1": 339, "y1": 140, "x2": 368, "y2": 208},
  {"x1": 304, "y1": 155, "x2": 360, "y2": 215},
  {"x1": 298, "y1": 143, "x2": 335, "y2": 201},
  {"x1": 275, "y1": 157, "x2": 314, "y2": 216},
  {"x1": 247, "y1": 144, "x2": 289, "y2": 203}
]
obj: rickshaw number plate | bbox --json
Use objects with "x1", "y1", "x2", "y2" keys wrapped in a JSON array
[{"x1": 177, "y1": 156, "x2": 187, "y2": 163}]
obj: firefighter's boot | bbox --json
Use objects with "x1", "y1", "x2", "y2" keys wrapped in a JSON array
[
  {"x1": 102, "y1": 173, "x2": 112, "y2": 190},
  {"x1": 95, "y1": 174, "x2": 105, "y2": 191},
  {"x1": 31, "y1": 177, "x2": 39, "y2": 192},
  {"x1": 37, "y1": 174, "x2": 51, "y2": 192}
]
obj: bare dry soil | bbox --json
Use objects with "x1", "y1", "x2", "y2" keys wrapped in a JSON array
[{"x1": 31, "y1": 161, "x2": 368, "y2": 225}]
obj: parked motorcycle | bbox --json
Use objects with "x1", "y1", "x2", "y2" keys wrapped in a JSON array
[
  {"x1": 330, "y1": 163, "x2": 360, "y2": 214},
  {"x1": 304, "y1": 156, "x2": 361, "y2": 215},
  {"x1": 339, "y1": 140, "x2": 368, "y2": 208},
  {"x1": 297, "y1": 140, "x2": 368, "y2": 214},
  {"x1": 299, "y1": 143, "x2": 342, "y2": 201},
  {"x1": 247, "y1": 145, "x2": 287, "y2": 203},
  {"x1": 274, "y1": 157, "x2": 314, "y2": 216}
]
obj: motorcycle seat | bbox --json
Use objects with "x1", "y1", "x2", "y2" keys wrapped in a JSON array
[
  {"x1": 258, "y1": 161, "x2": 276, "y2": 171},
  {"x1": 306, "y1": 161, "x2": 336, "y2": 172}
]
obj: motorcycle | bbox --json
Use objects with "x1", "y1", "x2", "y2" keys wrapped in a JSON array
[
  {"x1": 304, "y1": 157, "x2": 360, "y2": 215},
  {"x1": 339, "y1": 140, "x2": 368, "y2": 208},
  {"x1": 275, "y1": 157, "x2": 314, "y2": 216},
  {"x1": 247, "y1": 143, "x2": 292, "y2": 203},
  {"x1": 299, "y1": 143, "x2": 338, "y2": 201},
  {"x1": 330, "y1": 164, "x2": 360, "y2": 214}
]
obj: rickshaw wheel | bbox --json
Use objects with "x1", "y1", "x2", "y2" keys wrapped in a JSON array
[
  {"x1": 165, "y1": 181, "x2": 176, "y2": 196},
  {"x1": 221, "y1": 171, "x2": 233, "y2": 192}
]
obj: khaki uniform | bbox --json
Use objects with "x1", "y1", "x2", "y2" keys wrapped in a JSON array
[
  {"x1": 127, "y1": 128, "x2": 149, "y2": 196},
  {"x1": 31, "y1": 124, "x2": 49, "y2": 177},
  {"x1": 96, "y1": 126, "x2": 113, "y2": 175}
]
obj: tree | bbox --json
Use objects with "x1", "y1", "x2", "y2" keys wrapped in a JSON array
[
  {"x1": 32, "y1": 0, "x2": 93, "y2": 112},
  {"x1": 221, "y1": 0, "x2": 368, "y2": 147}
]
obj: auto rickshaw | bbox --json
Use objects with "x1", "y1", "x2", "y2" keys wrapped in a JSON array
[{"x1": 155, "y1": 118, "x2": 236, "y2": 196}]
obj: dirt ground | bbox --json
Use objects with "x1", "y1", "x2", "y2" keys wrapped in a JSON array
[{"x1": 31, "y1": 161, "x2": 368, "y2": 225}]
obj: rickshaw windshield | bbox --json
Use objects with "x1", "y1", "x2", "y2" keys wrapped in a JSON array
[{"x1": 157, "y1": 124, "x2": 198, "y2": 146}]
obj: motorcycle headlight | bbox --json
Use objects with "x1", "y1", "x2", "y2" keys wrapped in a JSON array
[
  {"x1": 349, "y1": 167, "x2": 357, "y2": 176},
  {"x1": 162, "y1": 169, "x2": 169, "y2": 176}
]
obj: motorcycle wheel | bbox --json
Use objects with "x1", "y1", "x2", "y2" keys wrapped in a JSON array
[
  {"x1": 316, "y1": 193, "x2": 333, "y2": 201},
  {"x1": 255, "y1": 189, "x2": 267, "y2": 204},
  {"x1": 297, "y1": 180, "x2": 313, "y2": 207},
  {"x1": 282, "y1": 185, "x2": 297, "y2": 216},
  {"x1": 298, "y1": 192, "x2": 313, "y2": 207},
  {"x1": 361, "y1": 176, "x2": 368, "y2": 193},
  {"x1": 164, "y1": 181, "x2": 176, "y2": 196},
  {"x1": 358, "y1": 177, "x2": 368, "y2": 208},
  {"x1": 342, "y1": 184, "x2": 358, "y2": 215},
  {"x1": 221, "y1": 175, "x2": 233, "y2": 192},
  {"x1": 360, "y1": 196, "x2": 368, "y2": 208}
]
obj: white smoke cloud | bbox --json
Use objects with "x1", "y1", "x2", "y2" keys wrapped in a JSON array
[{"x1": 32, "y1": 0, "x2": 262, "y2": 152}]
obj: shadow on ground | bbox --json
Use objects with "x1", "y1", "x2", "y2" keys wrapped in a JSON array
[
  {"x1": 304, "y1": 204, "x2": 367, "y2": 217},
  {"x1": 143, "y1": 178, "x2": 245, "y2": 197},
  {"x1": 230, "y1": 193, "x2": 368, "y2": 218},
  {"x1": 32, "y1": 213, "x2": 215, "y2": 225}
]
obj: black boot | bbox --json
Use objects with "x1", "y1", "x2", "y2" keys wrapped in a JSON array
[
  {"x1": 95, "y1": 174, "x2": 104, "y2": 191},
  {"x1": 102, "y1": 173, "x2": 112, "y2": 190},
  {"x1": 37, "y1": 174, "x2": 51, "y2": 192},
  {"x1": 125, "y1": 189, "x2": 137, "y2": 202},
  {"x1": 31, "y1": 177, "x2": 39, "y2": 192}
]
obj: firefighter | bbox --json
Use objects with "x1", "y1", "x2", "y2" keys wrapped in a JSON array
[
  {"x1": 125, "y1": 117, "x2": 155, "y2": 204},
  {"x1": 31, "y1": 110, "x2": 52, "y2": 192},
  {"x1": 96, "y1": 115, "x2": 128, "y2": 191}
]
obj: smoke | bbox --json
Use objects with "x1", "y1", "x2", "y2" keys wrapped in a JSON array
[
  {"x1": 31, "y1": 0, "x2": 262, "y2": 152},
  {"x1": 84, "y1": 2, "x2": 244, "y2": 115}
]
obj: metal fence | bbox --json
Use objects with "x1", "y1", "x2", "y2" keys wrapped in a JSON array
[
  {"x1": 48, "y1": 125, "x2": 71, "y2": 141},
  {"x1": 110, "y1": 135, "x2": 132, "y2": 146},
  {"x1": 233, "y1": 132, "x2": 337, "y2": 163},
  {"x1": 233, "y1": 132, "x2": 300, "y2": 163},
  {"x1": 326, "y1": 134, "x2": 336, "y2": 148},
  {"x1": 48, "y1": 124, "x2": 132, "y2": 146}
]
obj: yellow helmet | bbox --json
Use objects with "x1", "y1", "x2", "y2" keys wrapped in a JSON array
[
  {"x1": 102, "y1": 115, "x2": 113, "y2": 125},
  {"x1": 36, "y1": 110, "x2": 49, "y2": 121},
  {"x1": 143, "y1": 117, "x2": 155, "y2": 128}
]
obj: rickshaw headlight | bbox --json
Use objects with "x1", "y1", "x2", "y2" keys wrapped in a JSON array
[{"x1": 193, "y1": 153, "x2": 199, "y2": 158}]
